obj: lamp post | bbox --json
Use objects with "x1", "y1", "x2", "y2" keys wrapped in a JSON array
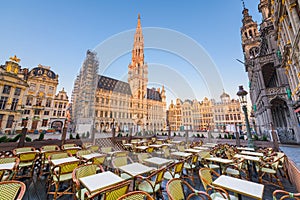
[{"x1": 237, "y1": 85, "x2": 253, "y2": 148}]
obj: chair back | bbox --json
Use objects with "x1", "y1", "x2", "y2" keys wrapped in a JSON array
[
  {"x1": 112, "y1": 156, "x2": 133, "y2": 168},
  {"x1": 54, "y1": 161, "x2": 80, "y2": 181},
  {"x1": 0, "y1": 157, "x2": 18, "y2": 164},
  {"x1": 92, "y1": 155, "x2": 107, "y2": 165},
  {"x1": 41, "y1": 145, "x2": 60, "y2": 151},
  {"x1": 199, "y1": 168, "x2": 214, "y2": 190},
  {"x1": 111, "y1": 151, "x2": 129, "y2": 158},
  {"x1": 18, "y1": 151, "x2": 38, "y2": 162},
  {"x1": 62, "y1": 143, "x2": 77, "y2": 149},
  {"x1": 101, "y1": 147, "x2": 113, "y2": 153},
  {"x1": 49, "y1": 152, "x2": 70, "y2": 161},
  {"x1": 166, "y1": 178, "x2": 185, "y2": 200},
  {"x1": 177, "y1": 145, "x2": 185, "y2": 152},
  {"x1": 137, "y1": 153, "x2": 151, "y2": 164},
  {"x1": 117, "y1": 191, "x2": 154, "y2": 200},
  {"x1": 13, "y1": 147, "x2": 35, "y2": 155},
  {"x1": 88, "y1": 145, "x2": 100, "y2": 152},
  {"x1": 76, "y1": 150, "x2": 92, "y2": 157},
  {"x1": 0, "y1": 180, "x2": 26, "y2": 200},
  {"x1": 89, "y1": 180, "x2": 131, "y2": 200},
  {"x1": 273, "y1": 189, "x2": 300, "y2": 199},
  {"x1": 153, "y1": 167, "x2": 166, "y2": 186},
  {"x1": 146, "y1": 147, "x2": 154, "y2": 153}
]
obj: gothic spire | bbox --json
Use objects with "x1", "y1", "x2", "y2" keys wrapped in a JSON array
[{"x1": 131, "y1": 13, "x2": 144, "y2": 66}]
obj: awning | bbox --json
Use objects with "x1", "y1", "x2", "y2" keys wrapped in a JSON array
[{"x1": 294, "y1": 107, "x2": 300, "y2": 113}]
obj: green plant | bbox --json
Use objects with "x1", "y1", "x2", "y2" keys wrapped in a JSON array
[
  {"x1": 0, "y1": 136, "x2": 8, "y2": 143},
  {"x1": 197, "y1": 133, "x2": 200, "y2": 138},
  {"x1": 262, "y1": 135, "x2": 268, "y2": 141},
  {"x1": 201, "y1": 134, "x2": 205, "y2": 138},
  {"x1": 76, "y1": 133, "x2": 80, "y2": 139},
  {"x1": 69, "y1": 134, "x2": 74, "y2": 139},
  {"x1": 25, "y1": 136, "x2": 32, "y2": 142},
  {"x1": 253, "y1": 134, "x2": 259, "y2": 140},
  {"x1": 82, "y1": 133, "x2": 86, "y2": 138},
  {"x1": 38, "y1": 132, "x2": 45, "y2": 140},
  {"x1": 218, "y1": 133, "x2": 222, "y2": 139},
  {"x1": 86, "y1": 131, "x2": 90, "y2": 138},
  {"x1": 224, "y1": 134, "x2": 228, "y2": 139},
  {"x1": 173, "y1": 132, "x2": 176, "y2": 137},
  {"x1": 239, "y1": 135, "x2": 245, "y2": 140}
]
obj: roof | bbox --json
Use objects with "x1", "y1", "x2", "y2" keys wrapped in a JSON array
[
  {"x1": 147, "y1": 88, "x2": 162, "y2": 101},
  {"x1": 97, "y1": 75, "x2": 131, "y2": 95}
]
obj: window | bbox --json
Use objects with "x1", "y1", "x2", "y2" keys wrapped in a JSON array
[
  {"x1": 2, "y1": 85, "x2": 11, "y2": 94},
  {"x1": 48, "y1": 86, "x2": 54, "y2": 94},
  {"x1": 42, "y1": 119, "x2": 48, "y2": 127},
  {"x1": 46, "y1": 99, "x2": 51, "y2": 107},
  {"x1": 53, "y1": 110, "x2": 56, "y2": 116},
  {"x1": 36, "y1": 97, "x2": 42, "y2": 106},
  {"x1": 58, "y1": 103, "x2": 63, "y2": 108},
  {"x1": 62, "y1": 111, "x2": 65, "y2": 116},
  {"x1": 60, "y1": 95, "x2": 63, "y2": 100},
  {"x1": 54, "y1": 103, "x2": 58, "y2": 108},
  {"x1": 10, "y1": 98, "x2": 18, "y2": 111},
  {"x1": 29, "y1": 83, "x2": 36, "y2": 91},
  {"x1": 40, "y1": 85, "x2": 45, "y2": 91},
  {"x1": 24, "y1": 110, "x2": 30, "y2": 114},
  {"x1": 34, "y1": 110, "x2": 40, "y2": 115},
  {"x1": 63, "y1": 103, "x2": 66, "y2": 108},
  {"x1": 21, "y1": 118, "x2": 28, "y2": 127},
  {"x1": 26, "y1": 96, "x2": 33, "y2": 106},
  {"x1": 14, "y1": 88, "x2": 21, "y2": 96},
  {"x1": 6, "y1": 115, "x2": 14, "y2": 128},
  {"x1": 0, "y1": 96, "x2": 8, "y2": 109},
  {"x1": 0, "y1": 114, "x2": 3, "y2": 128},
  {"x1": 96, "y1": 97, "x2": 99, "y2": 103},
  {"x1": 44, "y1": 111, "x2": 49, "y2": 115}
]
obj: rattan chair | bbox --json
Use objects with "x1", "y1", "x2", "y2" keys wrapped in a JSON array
[
  {"x1": 72, "y1": 164, "x2": 104, "y2": 200},
  {"x1": 0, "y1": 180, "x2": 26, "y2": 200},
  {"x1": 136, "y1": 167, "x2": 166, "y2": 199},
  {"x1": 199, "y1": 151, "x2": 220, "y2": 171},
  {"x1": 61, "y1": 143, "x2": 81, "y2": 156},
  {"x1": 164, "y1": 160, "x2": 184, "y2": 180},
  {"x1": 47, "y1": 160, "x2": 80, "y2": 200},
  {"x1": 0, "y1": 157, "x2": 19, "y2": 181},
  {"x1": 273, "y1": 190, "x2": 300, "y2": 200},
  {"x1": 41, "y1": 145, "x2": 60, "y2": 152},
  {"x1": 199, "y1": 168, "x2": 238, "y2": 200},
  {"x1": 166, "y1": 178, "x2": 212, "y2": 200},
  {"x1": 15, "y1": 151, "x2": 38, "y2": 180},
  {"x1": 111, "y1": 156, "x2": 134, "y2": 180},
  {"x1": 85, "y1": 180, "x2": 131, "y2": 200},
  {"x1": 223, "y1": 157, "x2": 249, "y2": 180},
  {"x1": 13, "y1": 146, "x2": 36, "y2": 155},
  {"x1": 39, "y1": 148, "x2": 61, "y2": 178},
  {"x1": 256, "y1": 154, "x2": 284, "y2": 188},
  {"x1": 117, "y1": 190, "x2": 154, "y2": 200},
  {"x1": 183, "y1": 154, "x2": 199, "y2": 184}
]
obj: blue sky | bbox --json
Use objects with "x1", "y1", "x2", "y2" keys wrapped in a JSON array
[{"x1": 0, "y1": 0, "x2": 261, "y2": 105}]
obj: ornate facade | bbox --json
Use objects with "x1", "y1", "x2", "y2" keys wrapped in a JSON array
[
  {"x1": 167, "y1": 92, "x2": 244, "y2": 132},
  {"x1": 72, "y1": 15, "x2": 166, "y2": 134},
  {"x1": 240, "y1": 0, "x2": 300, "y2": 143},
  {"x1": 270, "y1": 0, "x2": 300, "y2": 125},
  {"x1": 0, "y1": 57, "x2": 69, "y2": 133}
]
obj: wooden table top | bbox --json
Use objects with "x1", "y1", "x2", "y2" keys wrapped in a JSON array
[{"x1": 212, "y1": 175, "x2": 264, "y2": 199}]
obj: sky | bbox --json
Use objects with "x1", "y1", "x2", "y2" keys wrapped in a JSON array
[{"x1": 0, "y1": 0, "x2": 262, "y2": 105}]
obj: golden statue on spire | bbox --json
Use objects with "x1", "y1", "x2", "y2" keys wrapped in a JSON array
[{"x1": 9, "y1": 55, "x2": 21, "y2": 63}]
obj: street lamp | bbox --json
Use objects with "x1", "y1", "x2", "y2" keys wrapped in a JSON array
[{"x1": 236, "y1": 85, "x2": 253, "y2": 148}]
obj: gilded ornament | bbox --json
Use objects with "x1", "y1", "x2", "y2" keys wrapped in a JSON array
[{"x1": 9, "y1": 55, "x2": 21, "y2": 63}]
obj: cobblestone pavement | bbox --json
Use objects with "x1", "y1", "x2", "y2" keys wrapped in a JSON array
[{"x1": 280, "y1": 144, "x2": 300, "y2": 170}]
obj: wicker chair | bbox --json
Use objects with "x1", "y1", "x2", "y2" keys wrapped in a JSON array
[
  {"x1": 0, "y1": 157, "x2": 19, "y2": 181},
  {"x1": 223, "y1": 157, "x2": 249, "y2": 180},
  {"x1": 85, "y1": 180, "x2": 131, "y2": 200},
  {"x1": 39, "y1": 150, "x2": 62, "y2": 178},
  {"x1": 183, "y1": 154, "x2": 199, "y2": 184},
  {"x1": 61, "y1": 143, "x2": 81, "y2": 156},
  {"x1": 136, "y1": 167, "x2": 166, "y2": 199},
  {"x1": 137, "y1": 153, "x2": 152, "y2": 165},
  {"x1": 256, "y1": 154, "x2": 284, "y2": 188},
  {"x1": 111, "y1": 156, "x2": 134, "y2": 180},
  {"x1": 199, "y1": 151, "x2": 219, "y2": 171},
  {"x1": 117, "y1": 191, "x2": 154, "y2": 200},
  {"x1": 273, "y1": 190, "x2": 300, "y2": 200},
  {"x1": 164, "y1": 160, "x2": 184, "y2": 180},
  {"x1": 13, "y1": 146, "x2": 36, "y2": 155},
  {"x1": 166, "y1": 178, "x2": 212, "y2": 200},
  {"x1": 199, "y1": 168, "x2": 238, "y2": 200},
  {"x1": 41, "y1": 145, "x2": 60, "y2": 152},
  {"x1": 0, "y1": 180, "x2": 26, "y2": 200},
  {"x1": 15, "y1": 151, "x2": 38, "y2": 180},
  {"x1": 47, "y1": 160, "x2": 80, "y2": 200},
  {"x1": 72, "y1": 164, "x2": 104, "y2": 200}
]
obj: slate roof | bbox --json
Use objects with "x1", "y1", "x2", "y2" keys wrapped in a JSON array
[
  {"x1": 97, "y1": 75, "x2": 131, "y2": 95},
  {"x1": 147, "y1": 88, "x2": 162, "y2": 101}
]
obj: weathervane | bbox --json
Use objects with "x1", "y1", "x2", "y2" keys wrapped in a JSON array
[{"x1": 241, "y1": 0, "x2": 246, "y2": 9}]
